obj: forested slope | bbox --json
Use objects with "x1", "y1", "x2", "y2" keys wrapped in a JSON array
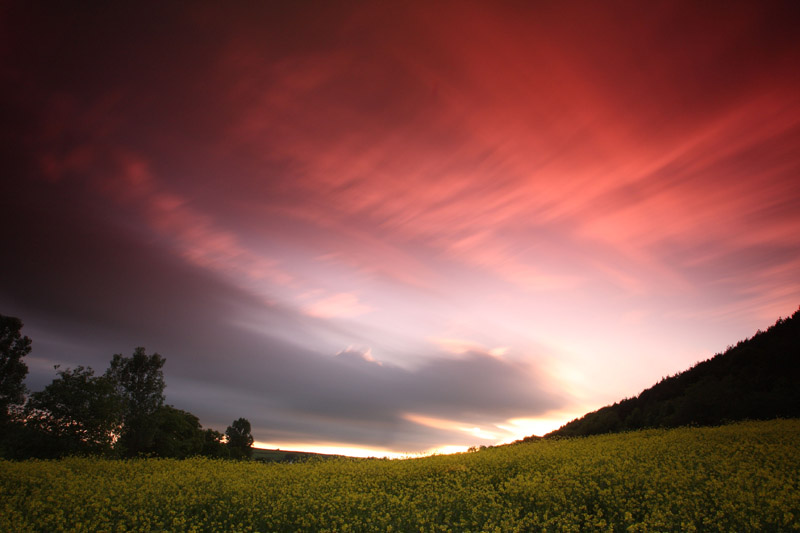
[{"x1": 545, "y1": 308, "x2": 800, "y2": 438}]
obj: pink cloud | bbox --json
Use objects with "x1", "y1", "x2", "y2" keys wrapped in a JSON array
[
  {"x1": 29, "y1": 1, "x2": 800, "y2": 325},
  {"x1": 304, "y1": 292, "x2": 373, "y2": 320},
  {"x1": 198, "y1": 3, "x2": 796, "y2": 308}
]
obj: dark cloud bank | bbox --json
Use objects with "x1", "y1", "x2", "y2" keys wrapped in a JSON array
[{"x1": 0, "y1": 184, "x2": 562, "y2": 450}]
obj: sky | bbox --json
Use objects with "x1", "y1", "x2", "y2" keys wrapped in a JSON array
[{"x1": 2, "y1": 1, "x2": 799, "y2": 457}]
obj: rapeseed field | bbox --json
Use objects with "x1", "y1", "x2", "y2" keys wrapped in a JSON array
[{"x1": 2, "y1": 419, "x2": 798, "y2": 532}]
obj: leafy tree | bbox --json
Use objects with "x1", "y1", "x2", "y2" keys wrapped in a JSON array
[
  {"x1": 0, "y1": 314, "x2": 31, "y2": 426},
  {"x1": 105, "y1": 347, "x2": 166, "y2": 456},
  {"x1": 148, "y1": 406, "x2": 204, "y2": 458},
  {"x1": 202, "y1": 428, "x2": 230, "y2": 458},
  {"x1": 25, "y1": 366, "x2": 123, "y2": 457},
  {"x1": 226, "y1": 417, "x2": 254, "y2": 459}
]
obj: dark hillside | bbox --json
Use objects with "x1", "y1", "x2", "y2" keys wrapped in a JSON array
[
  {"x1": 251, "y1": 447, "x2": 343, "y2": 463},
  {"x1": 545, "y1": 307, "x2": 800, "y2": 438}
]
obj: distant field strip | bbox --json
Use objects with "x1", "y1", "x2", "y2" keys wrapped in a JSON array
[{"x1": 2, "y1": 419, "x2": 799, "y2": 532}]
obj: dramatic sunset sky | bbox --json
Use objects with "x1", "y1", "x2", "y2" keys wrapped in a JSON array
[{"x1": 2, "y1": 2, "x2": 799, "y2": 456}]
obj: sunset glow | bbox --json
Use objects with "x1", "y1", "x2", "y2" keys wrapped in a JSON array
[{"x1": 2, "y1": 1, "x2": 799, "y2": 455}]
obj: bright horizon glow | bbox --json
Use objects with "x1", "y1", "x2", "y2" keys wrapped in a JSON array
[
  {"x1": 255, "y1": 408, "x2": 619, "y2": 458},
  {"x1": 252, "y1": 441, "x2": 467, "y2": 460}
]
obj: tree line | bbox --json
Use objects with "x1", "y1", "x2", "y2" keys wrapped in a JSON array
[
  {"x1": 0, "y1": 314, "x2": 254, "y2": 460},
  {"x1": 542, "y1": 307, "x2": 800, "y2": 439}
]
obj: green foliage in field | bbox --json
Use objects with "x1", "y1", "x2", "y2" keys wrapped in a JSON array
[{"x1": 2, "y1": 419, "x2": 798, "y2": 532}]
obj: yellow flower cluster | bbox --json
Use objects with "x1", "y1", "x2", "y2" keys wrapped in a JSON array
[{"x1": 2, "y1": 419, "x2": 799, "y2": 532}]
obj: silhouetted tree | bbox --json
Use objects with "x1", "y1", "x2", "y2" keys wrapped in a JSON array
[
  {"x1": 0, "y1": 327, "x2": 255, "y2": 460},
  {"x1": 25, "y1": 366, "x2": 123, "y2": 457},
  {"x1": 105, "y1": 347, "x2": 166, "y2": 456},
  {"x1": 202, "y1": 428, "x2": 230, "y2": 458},
  {"x1": 226, "y1": 417, "x2": 254, "y2": 459},
  {"x1": 148, "y1": 406, "x2": 204, "y2": 458},
  {"x1": 0, "y1": 314, "x2": 31, "y2": 427}
]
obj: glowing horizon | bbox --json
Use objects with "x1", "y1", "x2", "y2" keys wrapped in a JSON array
[{"x1": 251, "y1": 441, "x2": 462, "y2": 460}]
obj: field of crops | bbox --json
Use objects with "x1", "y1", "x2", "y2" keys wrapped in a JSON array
[{"x1": 2, "y1": 419, "x2": 798, "y2": 532}]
